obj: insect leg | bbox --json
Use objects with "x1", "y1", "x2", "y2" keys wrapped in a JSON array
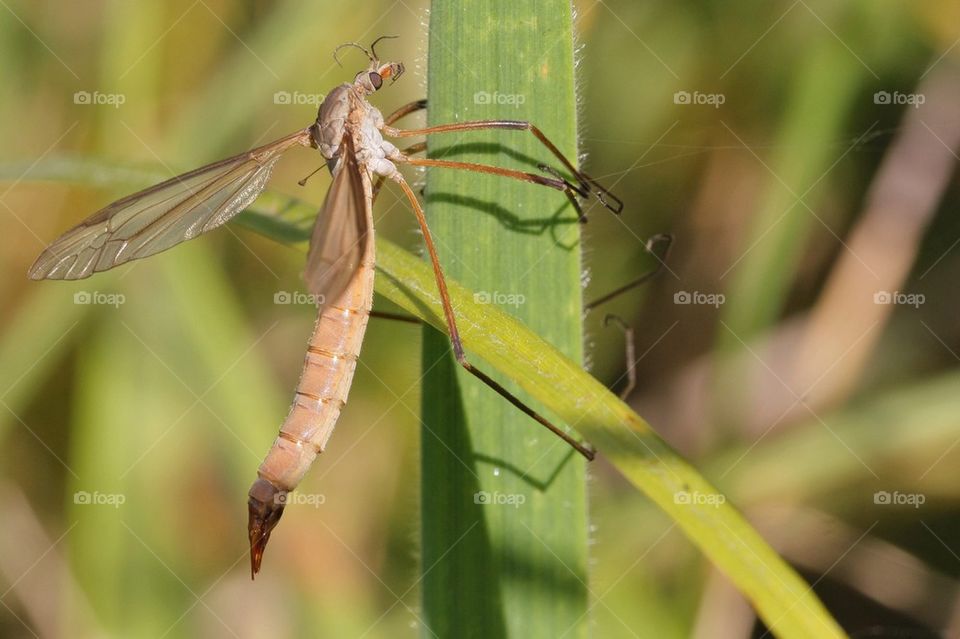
[
  {"x1": 585, "y1": 235, "x2": 672, "y2": 401},
  {"x1": 383, "y1": 119, "x2": 622, "y2": 214},
  {"x1": 602, "y1": 315, "x2": 637, "y2": 401},
  {"x1": 390, "y1": 173, "x2": 595, "y2": 460},
  {"x1": 585, "y1": 233, "x2": 673, "y2": 310},
  {"x1": 384, "y1": 99, "x2": 427, "y2": 126},
  {"x1": 369, "y1": 141, "x2": 432, "y2": 325},
  {"x1": 394, "y1": 154, "x2": 587, "y2": 221}
]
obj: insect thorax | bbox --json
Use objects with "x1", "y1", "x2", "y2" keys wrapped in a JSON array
[
  {"x1": 312, "y1": 84, "x2": 353, "y2": 166},
  {"x1": 310, "y1": 83, "x2": 396, "y2": 180}
]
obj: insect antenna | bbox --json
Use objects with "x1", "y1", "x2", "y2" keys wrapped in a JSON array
[
  {"x1": 369, "y1": 34, "x2": 399, "y2": 60},
  {"x1": 333, "y1": 42, "x2": 373, "y2": 66},
  {"x1": 333, "y1": 35, "x2": 400, "y2": 67}
]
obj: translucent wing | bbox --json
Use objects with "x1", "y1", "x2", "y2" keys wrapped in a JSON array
[
  {"x1": 29, "y1": 129, "x2": 312, "y2": 280},
  {"x1": 303, "y1": 135, "x2": 370, "y2": 308}
]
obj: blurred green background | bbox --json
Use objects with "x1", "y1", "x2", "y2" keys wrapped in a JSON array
[{"x1": 2, "y1": 0, "x2": 960, "y2": 637}]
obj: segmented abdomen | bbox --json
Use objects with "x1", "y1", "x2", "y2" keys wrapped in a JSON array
[{"x1": 254, "y1": 254, "x2": 375, "y2": 493}]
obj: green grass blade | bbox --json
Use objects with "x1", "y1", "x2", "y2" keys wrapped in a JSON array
[
  {"x1": 6, "y1": 161, "x2": 847, "y2": 638},
  {"x1": 375, "y1": 237, "x2": 845, "y2": 639},
  {"x1": 419, "y1": 2, "x2": 587, "y2": 637}
]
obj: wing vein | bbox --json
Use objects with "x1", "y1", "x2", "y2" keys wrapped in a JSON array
[{"x1": 29, "y1": 129, "x2": 310, "y2": 280}]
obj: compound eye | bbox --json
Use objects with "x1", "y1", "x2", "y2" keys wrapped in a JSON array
[{"x1": 368, "y1": 72, "x2": 383, "y2": 90}]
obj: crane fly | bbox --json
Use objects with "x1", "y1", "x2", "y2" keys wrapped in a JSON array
[{"x1": 29, "y1": 37, "x2": 625, "y2": 578}]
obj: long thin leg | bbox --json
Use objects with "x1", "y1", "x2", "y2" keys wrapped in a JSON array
[
  {"x1": 383, "y1": 103, "x2": 595, "y2": 221},
  {"x1": 383, "y1": 120, "x2": 623, "y2": 214},
  {"x1": 603, "y1": 315, "x2": 637, "y2": 400},
  {"x1": 391, "y1": 173, "x2": 595, "y2": 460},
  {"x1": 371, "y1": 309, "x2": 638, "y2": 401},
  {"x1": 395, "y1": 154, "x2": 588, "y2": 221},
  {"x1": 384, "y1": 99, "x2": 427, "y2": 126},
  {"x1": 585, "y1": 234, "x2": 673, "y2": 310}
]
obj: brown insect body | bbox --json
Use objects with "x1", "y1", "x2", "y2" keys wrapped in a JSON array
[
  {"x1": 248, "y1": 76, "x2": 404, "y2": 576},
  {"x1": 29, "y1": 37, "x2": 619, "y2": 580}
]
